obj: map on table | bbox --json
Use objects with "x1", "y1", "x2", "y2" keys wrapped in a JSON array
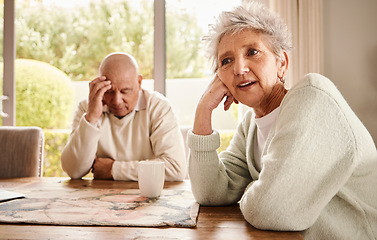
[{"x1": 0, "y1": 186, "x2": 199, "y2": 228}]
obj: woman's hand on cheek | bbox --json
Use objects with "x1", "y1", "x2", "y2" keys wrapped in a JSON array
[
  {"x1": 217, "y1": 71, "x2": 238, "y2": 111},
  {"x1": 199, "y1": 73, "x2": 235, "y2": 112},
  {"x1": 193, "y1": 74, "x2": 235, "y2": 135}
]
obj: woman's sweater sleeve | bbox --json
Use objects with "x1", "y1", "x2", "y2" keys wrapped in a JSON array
[
  {"x1": 239, "y1": 76, "x2": 357, "y2": 231},
  {"x1": 188, "y1": 119, "x2": 253, "y2": 206}
]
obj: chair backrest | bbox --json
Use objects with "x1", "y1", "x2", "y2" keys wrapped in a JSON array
[
  {"x1": 180, "y1": 125, "x2": 191, "y2": 159},
  {"x1": 0, "y1": 126, "x2": 44, "y2": 178}
]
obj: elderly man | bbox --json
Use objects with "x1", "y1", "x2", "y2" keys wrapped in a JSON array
[{"x1": 61, "y1": 52, "x2": 187, "y2": 181}]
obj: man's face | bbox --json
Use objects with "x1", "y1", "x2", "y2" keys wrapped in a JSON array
[{"x1": 101, "y1": 67, "x2": 142, "y2": 118}]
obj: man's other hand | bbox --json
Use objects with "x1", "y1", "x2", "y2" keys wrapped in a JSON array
[{"x1": 92, "y1": 157, "x2": 115, "y2": 180}]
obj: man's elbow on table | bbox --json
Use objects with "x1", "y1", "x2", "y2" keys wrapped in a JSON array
[
  {"x1": 61, "y1": 155, "x2": 90, "y2": 180},
  {"x1": 165, "y1": 160, "x2": 187, "y2": 181},
  {"x1": 62, "y1": 164, "x2": 89, "y2": 180}
]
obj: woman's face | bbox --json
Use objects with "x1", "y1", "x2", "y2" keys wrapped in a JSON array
[{"x1": 217, "y1": 29, "x2": 286, "y2": 110}]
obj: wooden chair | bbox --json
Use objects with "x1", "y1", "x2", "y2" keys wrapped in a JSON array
[{"x1": 0, "y1": 126, "x2": 44, "y2": 178}]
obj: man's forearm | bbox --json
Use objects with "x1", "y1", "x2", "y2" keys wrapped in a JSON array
[{"x1": 61, "y1": 116, "x2": 100, "y2": 179}]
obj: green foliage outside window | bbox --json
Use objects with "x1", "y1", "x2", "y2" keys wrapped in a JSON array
[
  {"x1": 0, "y1": 59, "x2": 74, "y2": 128},
  {"x1": 43, "y1": 129, "x2": 70, "y2": 177},
  {"x1": 218, "y1": 131, "x2": 235, "y2": 153},
  {"x1": 166, "y1": 5, "x2": 206, "y2": 78},
  {"x1": 2, "y1": 0, "x2": 207, "y2": 81}
]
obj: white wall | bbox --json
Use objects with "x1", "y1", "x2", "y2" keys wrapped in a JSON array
[{"x1": 323, "y1": 0, "x2": 377, "y2": 144}]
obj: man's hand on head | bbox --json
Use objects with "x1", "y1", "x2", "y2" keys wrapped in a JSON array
[
  {"x1": 92, "y1": 157, "x2": 115, "y2": 180},
  {"x1": 85, "y1": 76, "x2": 112, "y2": 124}
]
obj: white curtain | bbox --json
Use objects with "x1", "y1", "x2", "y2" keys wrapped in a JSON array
[
  {"x1": 245, "y1": 0, "x2": 324, "y2": 88},
  {"x1": 270, "y1": 0, "x2": 324, "y2": 87}
]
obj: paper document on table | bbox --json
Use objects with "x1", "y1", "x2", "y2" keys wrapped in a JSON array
[{"x1": 0, "y1": 190, "x2": 25, "y2": 202}]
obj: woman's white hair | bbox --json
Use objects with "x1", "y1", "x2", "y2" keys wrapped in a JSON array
[{"x1": 203, "y1": 1, "x2": 293, "y2": 71}]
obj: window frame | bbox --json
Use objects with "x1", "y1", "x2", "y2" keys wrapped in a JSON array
[{"x1": 2, "y1": 0, "x2": 16, "y2": 126}]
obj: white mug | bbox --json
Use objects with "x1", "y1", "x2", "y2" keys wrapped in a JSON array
[{"x1": 138, "y1": 161, "x2": 165, "y2": 198}]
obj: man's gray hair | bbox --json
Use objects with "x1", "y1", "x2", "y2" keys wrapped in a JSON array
[{"x1": 203, "y1": 1, "x2": 293, "y2": 71}]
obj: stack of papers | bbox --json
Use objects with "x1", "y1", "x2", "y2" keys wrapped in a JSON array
[{"x1": 0, "y1": 190, "x2": 25, "y2": 202}]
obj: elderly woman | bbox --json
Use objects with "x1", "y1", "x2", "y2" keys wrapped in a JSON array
[{"x1": 188, "y1": 2, "x2": 377, "y2": 239}]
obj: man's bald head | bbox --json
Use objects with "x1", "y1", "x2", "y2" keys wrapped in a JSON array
[{"x1": 99, "y1": 52, "x2": 139, "y2": 76}]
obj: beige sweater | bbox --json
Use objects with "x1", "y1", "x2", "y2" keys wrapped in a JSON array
[
  {"x1": 188, "y1": 73, "x2": 377, "y2": 239},
  {"x1": 61, "y1": 89, "x2": 187, "y2": 181}
]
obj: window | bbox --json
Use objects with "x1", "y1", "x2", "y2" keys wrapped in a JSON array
[{"x1": 164, "y1": 0, "x2": 242, "y2": 130}]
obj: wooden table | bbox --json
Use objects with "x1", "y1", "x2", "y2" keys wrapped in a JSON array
[{"x1": 0, "y1": 178, "x2": 303, "y2": 240}]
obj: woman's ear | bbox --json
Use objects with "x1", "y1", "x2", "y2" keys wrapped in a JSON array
[{"x1": 278, "y1": 51, "x2": 289, "y2": 78}]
